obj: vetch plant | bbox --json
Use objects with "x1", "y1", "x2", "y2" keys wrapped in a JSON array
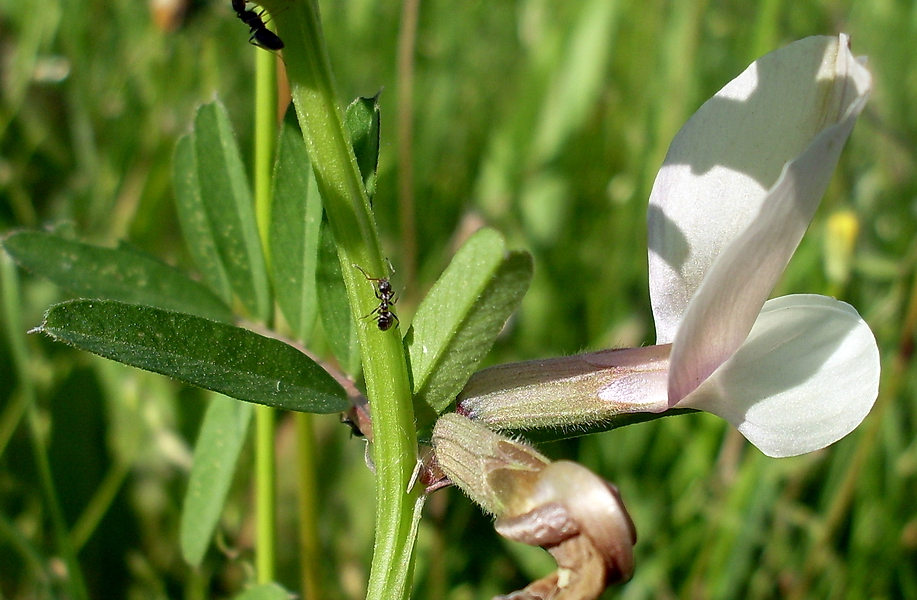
[
  {"x1": 0, "y1": 3, "x2": 881, "y2": 598},
  {"x1": 458, "y1": 34, "x2": 879, "y2": 458}
]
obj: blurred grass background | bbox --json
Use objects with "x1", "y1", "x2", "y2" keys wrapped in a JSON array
[{"x1": 1, "y1": 0, "x2": 915, "y2": 598}]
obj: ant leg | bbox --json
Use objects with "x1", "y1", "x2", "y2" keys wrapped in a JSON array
[
  {"x1": 363, "y1": 305, "x2": 384, "y2": 319},
  {"x1": 353, "y1": 264, "x2": 374, "y2": 281}
]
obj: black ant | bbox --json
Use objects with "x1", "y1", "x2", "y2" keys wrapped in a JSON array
[
  {"x1": 353, "y1": 264, "x2": 399, "y2": 331},
  {"x1": 231, "y1": 0, "x2": 284, "y2": 51}
]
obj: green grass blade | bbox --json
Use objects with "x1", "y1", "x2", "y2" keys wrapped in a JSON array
[
  {"x1": 181, "y1": 393, "x2": 253, "y2": 567},
  {"x1": 35, "y1": 299, "x2": 348, "y2": 413},
  {"x1": 529, "y1": 0, "x2": 621, "y2": 166},
  {"x1": 404, "y1": 228, "x2": 532, "y2": 424},
  {"x1": 3, "y1": 231, "x2": 233, "y2": 323}
]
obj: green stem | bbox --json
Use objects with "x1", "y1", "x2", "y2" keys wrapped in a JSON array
[
  {"x1": 396, "y1": 0, "x2": 419, "y2": 292},
  {"x1": 0, "y1": 386, "x2": 29, "y2": 458},
  {"x1": 1, "y1": 254, "x2": 89, "y2": 600},
  {"x1": 253, "y1": 43, "x2": 279, "y2": 584},
  {"x1": 269, "y1": 2, "x2": 423, "y2": 598},
  {"x1": 255, "y1": 405, "x2": 276, "y2": 582},
  {"x1": 255, "y1": 48, "x2": 278, "y2": 268},
  {"x1": 295, "y1": 412, "x2": 321, "y2": 600},
  {"x1": 0, "y1": 510, "x2": 50, "y2": 589}
]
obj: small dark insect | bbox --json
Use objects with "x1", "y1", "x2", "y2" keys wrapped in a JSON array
[
  {"x1": 340, "y1": 396, "x2": 372, "y2": 439},
  {"x1": 231, "y1": 0, "x2": 284, "y2": 51},
  {"x1": 341, "y1": 412, "x2": 365, "y2": 438},
  {"x1": 354, "y1": 264, "x2": 399, "y2": 331}
]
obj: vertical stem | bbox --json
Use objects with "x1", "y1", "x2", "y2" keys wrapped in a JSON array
[
  {"x1": 253, "y1": 44, "x2": 279, "y2": 584},
  {"x1": 396, "y1": 0, "x2": 419, "y2": 292},
  {"x1": 254, "y1": 405, "x2": 276, "y2": 583},
  {"x1": 255, "y1": 48, "x2": 279, "y2": 268},
  {"x1": 295, "y1": 412, "x2": 321, "y2": 599},
  {"x1": 271, "y1": 2, "x2": 423, "y2": 598},
  {"x1": 70, "y1": 460, "x2": 131, "y2": 551}
]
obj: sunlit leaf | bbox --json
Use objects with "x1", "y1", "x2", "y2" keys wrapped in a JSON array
[
  {"x1": 173, "y1": 135, "x2": 234, "y2": 305},
  {"x1": 175, "y1": 101, "x2": 272, "y2": 321},
  {"x1": 405, "y1": 228, "x2": 532, "y2": 425}
]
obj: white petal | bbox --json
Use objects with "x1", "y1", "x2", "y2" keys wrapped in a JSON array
[
  {"x1": 665, "y1": 38, "x2": 871, "y2": 403},
  {"x1": 649, "y1": 35, "x2": 871, "y2": 345},
  {"x1": 677, "y1": 295, "x2": 880, "y2": 458}
]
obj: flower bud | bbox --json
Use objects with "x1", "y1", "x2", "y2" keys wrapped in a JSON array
[
  {"x1": 432, "y1": 413, "x2": 549, "y2": 515},
  {"x1": 433, "y1": 414, "x2": 637, "y2": 599}
]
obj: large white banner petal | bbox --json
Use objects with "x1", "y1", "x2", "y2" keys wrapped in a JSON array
[{"x1": 648, "y1": 35, "x2": 871, "y2": 345}]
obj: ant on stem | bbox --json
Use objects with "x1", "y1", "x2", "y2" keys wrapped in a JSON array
[
  {"x1": 353, "y1": 263, "x2": 399, "y2": 332},
  {"x1": 231, "y1": 0, "x2": 284, "y2": 51}
]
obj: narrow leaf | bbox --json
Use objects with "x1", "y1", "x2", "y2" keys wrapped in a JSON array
[
  {"x1": 531, "y1": 0, "x2": 621, "y2": 164},
  {"x1": 192, "y1": 100, "x2": 271, "y2": 321},
  {"x1": 3, "y1": 231, "x2": 233, "y2": 323},
  {"x1": 35, "y1": 300, "x2": 348, "y2": 413},
  {"x1": 173, "y1": 134, "x2": 234, "y2": 304},
  {"x1": 270, "y1": 125, "x2": 323, "y2": 342},
  {"x1": 405, "y1": 228, "x2": 533, "y2": 424},
  {"x1": 345, "y1": 94, "x2": 382, "y2": 199},
  {"x1": 316, "y1": 222, "x2": 361, "y2": 375},
  {"x1": 231, "y1": 583, "x2": 292, "y2": 600},
  {"x1": 180, "y1": 394, "x2": 252, "y2": 567}
]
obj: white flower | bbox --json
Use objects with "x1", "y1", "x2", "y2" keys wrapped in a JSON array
[
  {"x1": 459, "y1": 35, "x2": 879, "y2": 458},
  {"x1": 647, "y1": 34, "x2": 878, "y2": 456}
]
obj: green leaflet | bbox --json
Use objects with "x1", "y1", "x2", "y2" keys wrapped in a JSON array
[
  {"x1": 269, "y1": 124, "x2": 323, "y2": 342},
  {"x1": 174, "y1": 101, "x2": 271, "y2": 322},
  {"x1": 317, "y1": 222, "x2": 361, "y2": 375},
  {"x1": 345, "y1": 94, "x2": 382, "y2": 199},
  {"x1": 2, "y1": 230, "x2": 232, "y2": 323},
  {"x1": 180, "y1": 394, "x2": 253, "y2": 567},
  {"x1": 405, "y1": 228, "x2": 532, "y2": 428},
  {"x1": 35, "y1": 299, "x2": 348, "y2": 414},
  {"x1": 231, "y1": 583, "x2": 293, "y2": 600}
]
